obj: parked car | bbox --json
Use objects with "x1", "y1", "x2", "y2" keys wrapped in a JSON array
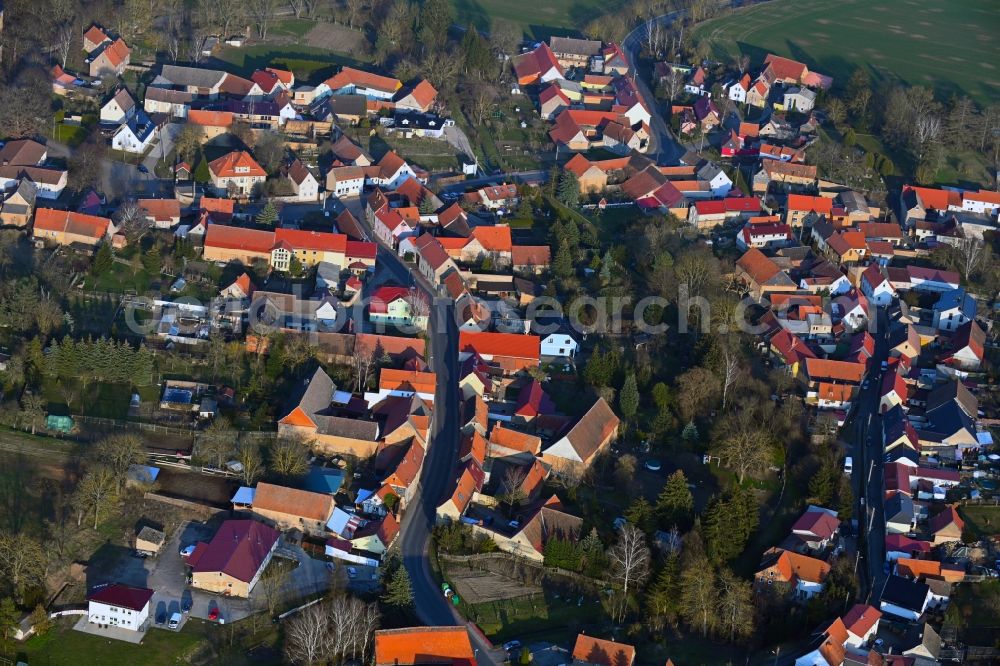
[
  {"x1": 503, "y1": 640, "x2": 522, "y2": 653},
  {"x1": 347, "y1": 567, "x2": 358, "y2": 579},
  {"x1": 180, "y1": 544, "x2": 196, "y2": 557},
  {"x1": 208, "y1": 607, "x2": 220, "y2": 622},
  {"x1": 168, "y1": 612, "x2": 182, "y2": 629},
  {"x1": 137, "y1": 164, "x2": 149, "y2": 174},
  {"x1": 644, "y1": 459, "x2": 662, "y2": 472}
]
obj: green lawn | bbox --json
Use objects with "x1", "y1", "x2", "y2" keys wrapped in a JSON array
[
  {"x1": 41, "y1": 377, "x2": 142, "y2": 420},
  {"x1": 462, "y1": 592, "x2": 611, "y2": 644},
  {"x1": 958, "y1": 504, "x2": 1000, "y2": 540},
  {"x1": 212, "y1": 44, "x2": 369, "y2": 84},
  {"x1": 693, "y1": 0, "x2": 1000, "y2": 104},
  {"x1": 451, "y1": 0, "x2": 629, "y2": 39},
  {"x1": 18, "y1": 615, "x2": 271, "y2": 665}
]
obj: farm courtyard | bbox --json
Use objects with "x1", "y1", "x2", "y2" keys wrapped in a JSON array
[{"x1": 693, "y1": 0, "x2": 1000, "y2": 104}]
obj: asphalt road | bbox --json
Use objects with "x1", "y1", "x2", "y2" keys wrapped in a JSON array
[
  {"x1": 622, "y1": 11, "x2": 689, "y2": 164},
  {"x1": 847, "y1": 306, "x2": 892, "y2": 602},
  {"x1": 347, "y1": 194, "x2": 503, "y2": 663}
]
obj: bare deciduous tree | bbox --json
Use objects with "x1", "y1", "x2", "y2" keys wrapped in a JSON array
[
  {"x1": 952, "y1": 236, "x2": 986, "y2": 280},
  {"x1": 236, "y1": 442, "x2": 265, "y2": 485},
  {"x1": 55, "y1": 24, "x2": 74, "y2": 68},
  {"x1": 248, "y1": 0, "x2": 278, "y2": 39},
  {"x1": 352, "y1": 346, "x2": 376, "y2": 392},
  {"x1": 717, "y1": 427, "x2": 773, "y2": 484},
  {"x1": 0, "y1": 532, "x2": 47, "y2": 603},
  {"x1": 114, "y1": 199, "x2": 151, "y2": 242},
  {"x1": 75, "y1": 466, "x2": 119, "y2": 529},
  {"x1": 284, "y1": 603, "x2": 329, "y2": 664},
  {"x1": 719, "y1": 346, "x2": 742, "y2": 411},
  {"x1": 498, "y1": 464, "x2": 529, "y2": 511},
  {"x1": 914, "y1": 113, "x2": 942, "y2": 160},
  {"x1": 606, "y1": 523, "x2": 650, "y2": 622}
]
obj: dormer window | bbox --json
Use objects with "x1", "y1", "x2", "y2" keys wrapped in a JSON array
[{"x1": 236, "y1": 166, "x2": 250, "y2": 174}]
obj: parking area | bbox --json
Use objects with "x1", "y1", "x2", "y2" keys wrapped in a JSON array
[{"x1": 112, "y1": 520, "x2": 378, "y2": 625}]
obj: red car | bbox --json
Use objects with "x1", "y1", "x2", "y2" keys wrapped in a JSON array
[{"x1": 208, "y1": 608, "x2": 219, "y2": 621}]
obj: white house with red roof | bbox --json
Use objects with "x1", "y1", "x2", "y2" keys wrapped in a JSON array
[
  {"x1": 842, "y1": 604, "x2": 881, "y2": 649},
  {"x1": 736, "y1": 220, "x2": 793, "y2": 250},
  {"x1": 476, "y1": 183, "x2": 519, "y2": 211},
  {"x1": 87, "y1": 583, "x2": 154, "y2": 632},
  {"x1": 369, "y1": 285, "x2": 428, "y2": 330},
  {"x1": 208, "y1": 151, "x2": 267, "y2": 196},
  {"x1": 790, "y1": 505, "x2": 841, "y2": 551},
  {"x1": 511, "y1": 43, "x2": 564, "y2": 86},
  {"x1": 860, "y1": 264, "x2": 896, "y2": 307}
]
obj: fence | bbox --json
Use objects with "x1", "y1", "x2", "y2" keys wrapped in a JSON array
[
  {"x1": 143, "y1": 492, "x2": 226, "y2": 516},
  {"x1": 438, "y1": 552, "x2": 606, "y2": 587}
]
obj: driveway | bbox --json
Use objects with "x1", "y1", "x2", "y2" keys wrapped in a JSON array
[
  {"x1": 444, "y1": 125, "x2": 476, "y2": 163},
  {"x1": 121, "y1": 519, "x2": 374, "y2": 626}
]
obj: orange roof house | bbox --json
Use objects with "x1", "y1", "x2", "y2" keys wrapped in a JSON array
[
  {"x1": 248, "y1": 482, "x2": 334, "y2": 535},
  {"x1": 458, "y1": 331, "x2": 540, "y2": 373},
  {"x1": 378, "y1": 369, "x2": 437, "y2": 395},
  {"x1": 489, "y1": 424, "x2": 542, "y2": 457},
  {"x1": 804, "y1": 358, "x2": 866, "y2": 385},
  {"x1": 571, "y1": 634, "x2": 636, "y2": 666},
  {"x1": 325, "y1": 67, "x2": 402, "y2": 96},
  {"x1": 735, "y1": 247, "x2": 797, "y2": 300},
  {"x1": 754, "y1": 548, "x2": 831, "y2": 596},
  {"x1": 33, "y1": 208, "x2": 114, "y2": 247},
  {"x1": 83, "y1": 25, "x2": 111, "y2": 52},
  {"x1": 209, "y1": 151, "x2": 266, "y2": 179},
  {"x1": 374, "y1": 627, "x2": 474, "y2": 666},
  {"x1": 202, "y1": 224, "x2": 275, "y2": 264},
  {"x1": 188, "y1": 109, "x2": 234, "y2": 128}
]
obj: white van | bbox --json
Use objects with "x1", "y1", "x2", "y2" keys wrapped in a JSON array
[
  {"x1": 168, "y1": 612, "x2": 182, "y2": 630},
  {"x1": 844, "y1": 456, "x2": 853, "y2": 476}
]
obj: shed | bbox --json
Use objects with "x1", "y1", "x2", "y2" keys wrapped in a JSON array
[
  {"x1": 45, "y1": 414, "x2": 74, "y2": 432},
  {"x1": 136, "y1": 526, "x2": 165, "y2": 555}
]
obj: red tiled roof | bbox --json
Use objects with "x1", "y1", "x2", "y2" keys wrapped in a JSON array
[
  {"x1": 788, "y1": 194, "x2": 832, "y2": 214},
  {"x1": 138, "y1": 198, "x2": 180, "y2": 221},
  {"x1": 471, "y1": 225, "x2": 512, "y2": 252},
  {"x1": 189, "y1": 519, "x2": 279, "y2": 582},
  {"x1": 253, "y1": 482, "x2": 334, "y2": 521},
  {"x1": 374, "y1": 627, "x2": 474, "y2": 666},
  {"x1": 87, "y1": 583, "x2": 154, "y2": 611},
  {"x1": 326, "y1": 67, "x2": 401, "y2": 94},
  {"x1": 273, "y1": 228, "x2": 347, "y2": 253},
  {"x1": 928, "y1": 505, "x2": 964, "y2": 535},
  {"x1": 792, "y1": 509, "x2": 840, "y2": 540},
  {"x1": 403, "y1": 79, "x2": 437, "y2": 108},
  {"x1": 736, "y1": 247, "x2": 782, "y2": 284},
  {"x1": 84, "y1": 25, "x2": 110, "y2": 47},
  {"x1": 842, "y1": 604, "x2": 881, "y2": 638},
  {"x1": 512, "y1": 43, "x2": 563, "y2": 83},
  {"x1": 459, "y1": 331, "x2": 540, "y2": 361},
  {"x1": 34, "y1": 208, "x2": 112, "y2": 239},
  {"x1": 572, "y1": 634, "x2": 635, "y2": 666},
  {"x1": 200, "y1": 197, "x2": 235, "y2": 215},
  {"x1": 100, "y1": 39, "x2": 130, "y2": 68},
  {"x1": 512, "y1": 245, "x2": 550, "y2": 266},
  {"x1": 903, "y1": 185, "x2": 961, "y2": 211},
  {"x1": 209, "y1": 151, "x2": 265, "y2": 178},
  {"x1": 204, "y1": 224, "x2": 275, "y2": 254},
  {"x1": 764, "y1": 54, "x2": 807, "y2": 82},
  {"x1": 805, "y1": 358, "x2": 866, "y2": 383}
]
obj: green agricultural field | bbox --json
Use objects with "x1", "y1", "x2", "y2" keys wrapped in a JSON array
[
  {"x1": 693, "y1": 0, "x2": 1000, "y2": 104},
  {"x1": 451, "y1": 0, "x2": 628, "y2": 39}
]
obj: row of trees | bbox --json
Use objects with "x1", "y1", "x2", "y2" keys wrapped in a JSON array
[
  {"x1": 42, "y1": 336, "x2": 155, "y2": 388},
  {"x1": 193, "y1": 420, "x2": 313, "y2": 485},
  {"x1": 283, "y1": 594, "x2": 380, "y2": 665}
]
